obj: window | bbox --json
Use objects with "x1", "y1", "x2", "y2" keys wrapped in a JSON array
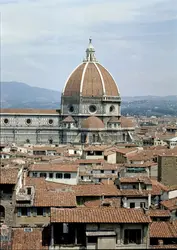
[
  {"x1": 64, "y1": 173, "x2": 71, "y2": 179},
  {"x1": 56, "y1": 173, "x2": 62, "y2": 179},
  {"x1": 40, "y1": 173, "x2": 47, "y2": 178},
  {"x1": 124, "y1": 229, "x2": 141, "y2": 244},
  {"x1": 130, "y1": 202, "x2": 135, "y2": 208},
  {"x1": 68, "y1": 105, "x2": 74, "y2": 113},
  {"x1": 21, "y1": 207, "x2": 27, "y2": 216},
  {"x1": 101, "y1": 170, "x2": 104, "y2": 174},
  {"x1": 89, "y1": 105, "x2": 97, "y2": 113},
  {"x1": 32, "y1": 172, "x2": 38, "y2": 177},
  {"x1": 109, "y1": 105, "x2": 115, "y2": 113},
  {"x1": 3, "y1": 118, "x2": 9, "y2": 124},
  {"x1": 112, "y1": 170, "x2": 115, "y2": 173},
  {"x1": 0, "y1": 206, "x2": 5, "y2": 218},
  {"x1": 48, "y1": 119, "x2": 54, "y2": 125},
  {"x1": 88, "y1": 236, "x2": 97, "y2": 243},
  {"x1": 26, "y1": 118, "x2": 32, "y2": 125},
  {"x1": 37, "y1": 208, "x2": 43, "y2": 216},
  {"x1": 27, "y1": 188, "x2": 31, "y2": 195},
  {"x1": 49, "y1": 173, "x2": 53, "y2": 178},
  {"x1": 26, "y1": 139, "x2": 30, "y2": 143},
  {"x1": 49, "y1": 139, "x2": 53, "y2": 144}
]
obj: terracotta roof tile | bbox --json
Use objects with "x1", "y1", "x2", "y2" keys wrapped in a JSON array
[
  {"x1": 120, "y1": 176, "x2": 152, "y2": 184},
  {"x1": 28, "y1": 163, "x2": 78, "y2": 172},
  {"x1": 84, "y1": 145, "x2": 109, "y2": 151},
  {"x1": 84, "y1": 198, "x2": 121, "y2": 208},
  {"x1": 108, "y1": 117, "x2": 120, "y2": 123},
  {"x1": 124, "y1": 162, "x2": 157, "y2": 168},
  {"x1": 96, "y1": 63, "x2": 119, "y2": 96},
  {"x1": 62, "y1": 116, "x2": 75, "y2": 123},
  {"x1": 161, "y1": 197, "x2": 177, "y2": 211},
  {"x1": 34, "y1": 189, "x2": 76, "y2": 207},
  {"x1": 0, "y1": 168, "x2": 19, "y2": 184},
  {"x1": 73, "y1": 183, "x2": 121, "y2": 196},
  {"x1": 81, "y1": 116, "x2": 104, "y2": 129},
  {"x1": 120, "y1": 117, "x2": 135, "y2": 128},
  {"x1": 150, "y1": 221, "x2": 177, "y2": 238},
  {"x1": 51, "y1": 207, "x2": 151, "y2": 223},
  {"x1": 11, "y1": 228, "x2": 48, "y2": 250},
  {"x1": 148, "y1": 209, "x2": 171, "y2": 217}
]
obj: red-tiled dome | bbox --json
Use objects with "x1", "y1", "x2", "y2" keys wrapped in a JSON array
[
  {"x1": 63, "y1": 39, "x2": 119, "y2": 98},
  {"x1": 81, "y1": 116, "x2": 105, "y2": 129}
]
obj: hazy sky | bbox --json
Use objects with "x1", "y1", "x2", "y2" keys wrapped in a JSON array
[{"x1": 1, "y1": 0, "x2": 177, "y2": 96}]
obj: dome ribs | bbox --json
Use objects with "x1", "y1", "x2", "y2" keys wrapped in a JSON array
[
  {"x1": 96, "y1": 63, "x2": 119, "y2": 96},
  {"x1": 64, "y1": 63, "x2": 85, "y2": 96},
  {"x1": 82, "y1": 63, "x2": 103, "y2": 97}
]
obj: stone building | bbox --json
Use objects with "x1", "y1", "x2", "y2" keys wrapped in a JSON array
[
  {"x1": 158, "y1": 154, "x2": 177, "y2": 186},
  {"x1": 0, "y1": 39, "x2": 135, "y2": 145}
]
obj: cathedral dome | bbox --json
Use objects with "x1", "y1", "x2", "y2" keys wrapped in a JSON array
[
  {"x1": 63, "y1": 39, "x2": 120, "y2": 98},
  {"x1": 81, "y1": 116, "x2": 104, "y2": 129}
]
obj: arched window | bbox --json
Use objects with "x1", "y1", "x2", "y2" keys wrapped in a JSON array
[
  {"x1": 0, "y1": 205, "x2": 5, "y2": 219},
  {"x1": 26, "y1": 139, "x2": 30, "y2": 143}
]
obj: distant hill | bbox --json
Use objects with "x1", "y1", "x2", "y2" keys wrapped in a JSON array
[
  {"x1": 1, "y1": 82, "x2": 177, "y2": 116},
  {"x1": 1, "y1": 82, "x2": 61, "y2": 109}
]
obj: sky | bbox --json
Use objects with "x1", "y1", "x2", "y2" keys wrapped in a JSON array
[{"x1": 1, "y1": 0, "x2": 177, "y2": 96}]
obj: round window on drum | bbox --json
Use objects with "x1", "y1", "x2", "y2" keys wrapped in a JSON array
[
  {"x1": 26, "y1": 118, "x2": 32, "y2": 125},
  {"x1": 68, "y1": 105, "x2": 74, "y2": 113},
  {"x1": 89, "y1": 105, "x2": 97, "y2": 113},
  {"x1": 110, "y1": 105, "x2": 115, "y2": 113},
  {"x1": 48, "y1": 119, "x2": 54, "y2": 125},
  {"x1": 4, "y1": 118, "x2": 9, "y2": 124}
]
